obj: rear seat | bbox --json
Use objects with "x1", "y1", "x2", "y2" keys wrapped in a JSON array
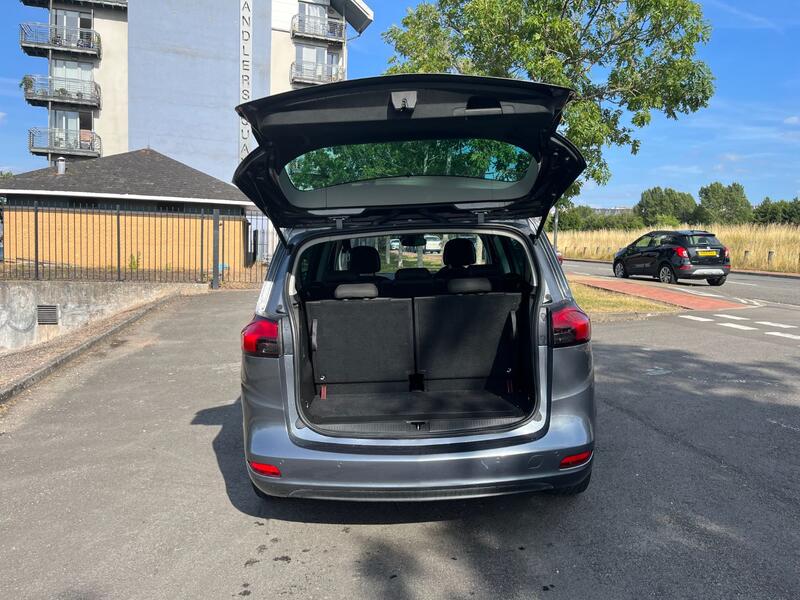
[
  {"x1": 413, "y1": 278, "x2": 522, "y2": 386},
  {"x1": 305, "y1": 283, "x2": 414, "y2": 389},
  {"x1": 388, "y1": 267, "x2": 442, "y2": 298}
]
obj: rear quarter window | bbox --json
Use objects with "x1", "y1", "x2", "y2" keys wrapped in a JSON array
[{"x1": 684, "y1": 235, "x2": 722, "y2": 246}]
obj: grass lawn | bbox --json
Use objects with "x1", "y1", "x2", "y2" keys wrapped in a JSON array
[{"x1": 570, "y1": 281, "x2": 677, "y2": 315}]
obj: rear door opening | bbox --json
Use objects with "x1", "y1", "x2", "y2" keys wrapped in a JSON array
[{"x1": 288, "y1": 228, "x2": 539, "y2": 437}]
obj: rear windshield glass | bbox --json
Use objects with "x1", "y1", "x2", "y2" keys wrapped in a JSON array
[
  {"x1": 285, "y1": 138, "x2": 532, "y2": 191},
  {"x1": 684, "y1": 235, "x2": 722, "y2": 246}
]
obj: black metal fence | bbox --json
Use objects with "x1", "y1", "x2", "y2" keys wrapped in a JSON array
[{"x1": 0, "y1": 198, "x2": 273, "y2": 287}]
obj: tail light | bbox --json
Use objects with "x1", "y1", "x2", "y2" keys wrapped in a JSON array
[
  {"x1": 249, "y1": 461, "x2": 281, "y2": 477},
  {"x1": 559, "y1": 450, "x2": 592, "y2": 469},
  {"x1": 242, "y1": 317, "x2": 281, "y2": 357},
  {"x1": 675, "y1": 246, "x2": 689, "y2": 258},
  {"x1": 724, "y1": 247, "x2": 730, "y2": 258},
  {"x1": 551, "y1": 303, "x2": 591, "y2": 347}
]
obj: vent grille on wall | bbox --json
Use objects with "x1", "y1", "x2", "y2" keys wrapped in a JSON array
[{"x1": 37, "y1": 304, "x2": 60, "y2": 325}]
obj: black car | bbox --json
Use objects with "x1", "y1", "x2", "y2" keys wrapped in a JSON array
[{"x1": 613, "y1": 230, "x2": 731, "y2": 286}]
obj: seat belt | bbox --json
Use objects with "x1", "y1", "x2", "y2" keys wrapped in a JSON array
[{"x1": 310, "y1": 318, "x2": 318, "y2": 352}]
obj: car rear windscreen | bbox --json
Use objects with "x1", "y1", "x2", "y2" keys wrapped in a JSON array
[
  {"x1": 684, "y1": 235, "x2": 722, "y2": 246},
  {"x1": 285, "y1": 138, "x2": 532, "y2": 191}
]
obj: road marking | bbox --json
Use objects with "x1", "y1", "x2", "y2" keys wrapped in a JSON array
[
  {"x1": 756, "y1": 321, "x2": 797, "y2": 329},
  {"x1": 764, "y1": 332, "x2": 800, "y2": 340},
  {"x1": 683, "y1": 290, "x2": 724, "y2": 297},
  {"x1": 727, "y1": 281, "x2": 757, "y2": 286},
  {"x1": 717, "y1": 323, "x2": 757, "y2": 331},
  {"x1": 572, "y1": 271, "x2": 591, "y2": 276},
  {"x1": 767, "y1": 419, "x2": 800, "y2": 433},
  {"x1": 714, "y1": 314, "x2": 750, "y2": 321},
  {"x1": 679, "y1": 315, "x2": 715, "y2": 322}
]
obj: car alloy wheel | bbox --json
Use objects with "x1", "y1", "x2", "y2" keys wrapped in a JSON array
[
  {"x1": 659, "y1": 265, "x2": 676, "y2": 284},
  {"x1": 614, "y1": 262, "x2": 627, "y2": 278}
]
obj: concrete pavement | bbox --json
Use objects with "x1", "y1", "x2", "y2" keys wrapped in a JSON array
[
  {"x1": 564, "y1": 259, "x2": 800, "y2": 307},
  {"x1": 1, "y1": 290, "x2": 799, "y2": 599}
]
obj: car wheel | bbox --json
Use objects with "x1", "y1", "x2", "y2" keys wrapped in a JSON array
[
  {"x1": 658, "y1": 264, "x2": 676, "y2": 284},
  {"x1": 613, "y1": 261, "x2": 628, "y2": 278},
  {"x1": 707, "y1": 275, "x2": 727, "y2": 286},
  {"x1": 547, "y1": 471, "x2": 591, "y2": 496}
]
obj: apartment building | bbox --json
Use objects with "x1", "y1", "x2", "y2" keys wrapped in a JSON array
[{"x1": 18, "y1": 0, "x2": 373, "y2": 181}]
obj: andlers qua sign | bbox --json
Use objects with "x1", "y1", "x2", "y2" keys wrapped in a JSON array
[{"x1": 239, "y1": 0, "x2": 253, "y2": 161}]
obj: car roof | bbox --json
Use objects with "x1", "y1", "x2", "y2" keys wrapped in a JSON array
[{"x1": 648, "y1": 229, "x2": 714, "y2": 236}]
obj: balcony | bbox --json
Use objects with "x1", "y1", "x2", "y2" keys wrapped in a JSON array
[
  {"x1": 29, "y1": 128, "x2": 102, "y2": 158},
  {"x1": 22, "y1": 75, "x2": 101, "y2": 108},
  {"x1": 19, "y1": 23, "x2": 101, "y2": 58},
  {"x1": 290, "y1": 61, "x2": 345, "y2": 85},
  {"x1": 21, "y1": 0, "x2": 127, "y2": 8},
  {"x1": 291, "y1": 14, "x2": 346, "y2": 42}
]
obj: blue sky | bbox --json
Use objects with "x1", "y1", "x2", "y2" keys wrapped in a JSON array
[{"x1": 2, "y1": 1, "x2": 799, "y2": 208}]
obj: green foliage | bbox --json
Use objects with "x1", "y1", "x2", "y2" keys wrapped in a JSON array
[
  {"x1": 695, "y1": 182, "x2": 753, "y2": 224},
  {"x1": 0, "y1": 170, "x2": 13, "y2": 179},
  {"x1": 128, "y1": 253, "x2": 140, "y2": 271},
  {"x1": 548, "y1": 206, "x2": 644, "y2": 231},
  {"x1": 383, "y1": 0, "x2": 715, "y2": 199},
  {"x1": 753, "y1": 197, "x2": 800, "y2": 225},
  {"x1": 634, "y1": 187, "x2": 696, "y2": 225}
]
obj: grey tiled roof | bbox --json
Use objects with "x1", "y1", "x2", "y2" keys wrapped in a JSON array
[{"x1": 1, "y1": 148, "x2": 250, "y2": 203}]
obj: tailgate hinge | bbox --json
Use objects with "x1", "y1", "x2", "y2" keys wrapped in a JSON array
[
  {"x1": 330, "y1": 216, "x2": 348, "y2": 230},
  {"x1": 473, "y1": 210, "x2": 488, "y2": 225}
]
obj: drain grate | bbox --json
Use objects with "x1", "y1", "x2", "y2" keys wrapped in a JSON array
[{"x1": 37, "y1": 304, "x2": 60, "y2": 325}]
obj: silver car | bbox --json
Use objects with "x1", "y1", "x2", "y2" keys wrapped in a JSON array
[{"x1": 235, "y1": 74, "x2": 594, "y2": 501}]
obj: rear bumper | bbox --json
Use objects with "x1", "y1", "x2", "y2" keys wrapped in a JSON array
[
  {"x1": 676, "y1": 264, "x2": 730, "y2": 279},
  {"x1": 246, "y1": 414, "x2": 594, "y2": 501}
]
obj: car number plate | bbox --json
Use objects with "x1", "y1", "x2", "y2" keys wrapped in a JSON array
[{"x1": 697, "y1": 250, "x2": 717, "y2": 256}]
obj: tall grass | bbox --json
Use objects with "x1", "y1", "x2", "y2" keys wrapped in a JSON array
[{"x1": 556, "y1": 224, "x2": 800, "y2": 273}]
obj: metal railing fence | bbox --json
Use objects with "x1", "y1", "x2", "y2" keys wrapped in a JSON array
[
  {"x1": 291, "y1": 14, "x2": 346, "y2": 41},
  {"x1": 28, "y1": 128, "x2": 103, "y2": 156},
  {"x1": 19, "y1": 22, "x2": 102, "y2": 55},
  {"x1": 0, "y1": 199, "x2": 272, "y2": 287}
]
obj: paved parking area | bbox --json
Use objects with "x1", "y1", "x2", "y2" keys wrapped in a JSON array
[{"x1": 1, "y1": 291, "x2": 799, "y2": 599}]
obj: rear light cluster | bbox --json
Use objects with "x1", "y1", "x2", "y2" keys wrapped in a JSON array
[
  {"x1": 551, "y1": 303, "x2": 591, "y2": 347},
  {"x1": 249, "y1": 461, "x2": 281, "y2": 477},
  {"x1": 559, "y1": 450, "x2": 592, "y2": 469},
  {"x1": 675, "y1": 246, "x2": 689, "y2": 258},
  {"x1": 242, "y1": 317, "x2": 281, "y2": 357}
]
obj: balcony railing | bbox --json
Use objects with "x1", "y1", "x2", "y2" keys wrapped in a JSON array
[
  {"x1": 290, "y1": 61, "x2": 345, "y2": 85},
  {"x1": 29, "y1": 128, "x2": 102, "y2": 157},
  {"x1": 22, "y1": 75, "x2": 101, "y2": 107},
  {"x1": 19, "y1": 23, "x2": 101, "y2": 57},
  {"x1": 291, "y1": 14, "x2": 346, "y2": 42}
]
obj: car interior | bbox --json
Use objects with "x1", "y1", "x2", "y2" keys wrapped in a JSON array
[{"x1": 289, "y1": 231, "x2": 539, "y2": 436}]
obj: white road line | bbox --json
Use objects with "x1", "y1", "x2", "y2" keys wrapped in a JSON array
[
  {"x1": 756, "y1": 321, "x2": 797, "y2": 329},
  {"x1": 717, "y1": 323, "x2": 757, "y2": 331},
  {"x1": 764, "y1": 332, "x2": 800, "y2": 340},
  {"x1": 767, "y1": 419, "x2": 800, "y2": 433},
  {"x1": 727, "y1": 281, "x2": 757, "y2": 286},
  {"x1": 572, "y1": 271, "x2": 591, "y2": 276},
  {"x1": 714, "y1": 314, "x2": 750, "y2": 321},
  {"x1": 683, "y1": 290, "x2": 724, "y2": 298},
  {"x1": 679, "y1": 315, "x2": 715, "y2": 322}
]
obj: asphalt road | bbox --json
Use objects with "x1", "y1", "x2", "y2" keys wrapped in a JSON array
[
  {"x1": 564, "y1": 259, "x2": 800, "y2": 306},
  {"x1": 1, "y1": 291, "x2": 799, "y2": 599}
]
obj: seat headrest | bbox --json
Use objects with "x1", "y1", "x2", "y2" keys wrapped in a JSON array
[
  {"x1": 467, "y1": 264, "x2": 502, "y2": 277},
  {"x1": 447, "y1": 277, "x2": 491, "y2": 294},
  {"x1": 334, "y1": 283, "x2": 379, "y2": 300},
  {"x1": 349, "y1": 246, "x2": 381, "y2": 274},
  {"x1": 394, "y1": 267, "x2": 432, "y2": 281},
  {"x1": 443, "y1": 238, "x2": 476, "y2": 267}
]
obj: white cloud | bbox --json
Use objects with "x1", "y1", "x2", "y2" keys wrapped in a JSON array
[
  {"x1": 706, "y1": 0, "x2": 781, "y2": 31},
  {"x1": 0, "y1": 112, "x2": 6, "y2": 124},
  {"x1": 784, "y1": 116, "x2": 800, "y2": 126},
  {"x1": 720, "y1": 152, "x2": 742, "y2": 162},
  {"x1": 655, "y1": 164, "x2": 703, "y2": 175}
]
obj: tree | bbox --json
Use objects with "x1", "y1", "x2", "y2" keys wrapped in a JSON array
[
  {"x1": 0, "y1": 171, "x2": 13, "y2": 179},
  {"x1": 383, "y1": 0, "x2": 714, "y2": 199},
  {"x1": 634, "y1": 186, "x2": 696, "y2": 225},
  {"x1": 754, "y1": 197, "x2": 800, "y2": 225},
  {"x1": 695, "y1": 182, "x2": 752, "y2": 224}
]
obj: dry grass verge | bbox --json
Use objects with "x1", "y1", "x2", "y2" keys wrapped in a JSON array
[{"x1": 570, "y1": 281, "x2": 678, "y2": 315}]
